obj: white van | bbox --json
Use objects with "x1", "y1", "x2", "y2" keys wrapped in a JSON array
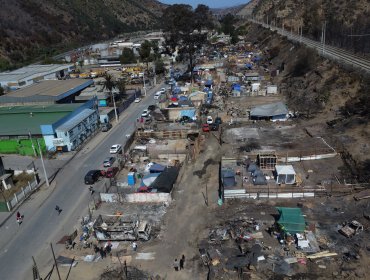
[{"x1": 154, "y1": 92, "x2": 161, "y2": 99}]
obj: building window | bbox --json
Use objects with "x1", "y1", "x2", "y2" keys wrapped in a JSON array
[
  {"x1": 69, "y1": 130, "x2": 74, "y2": 137},
  {"x1": 78, "y1": 124, "x2": 81, "y2": 130}
]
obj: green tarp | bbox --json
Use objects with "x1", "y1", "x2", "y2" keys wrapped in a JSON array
[{"x1": 276, "y1": 207, "x2": 306, "y2": 234}]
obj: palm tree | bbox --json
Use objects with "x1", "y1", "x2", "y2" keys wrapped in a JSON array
[{"x1": 103, "y1": 73, "x2": 118, "y2": 122}]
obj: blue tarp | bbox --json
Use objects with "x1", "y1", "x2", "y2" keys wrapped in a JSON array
[
  {"x1": 232, "y1": 84, "x2": 241, "y2": 91},
  {"x1": 179, "y1": 95, "x2": 188, "y2": 101},
  {"x1": 245, "y1": 63, "x2": 253, "y2": 70},
  {"x1": 172, "y1": 87, "x2": 181, "y2": 95},
  {"x1": 205, "y1": 79, "x2": 213, "y2": 87},
  {"x1": 140, "y1": 173, "x2": 160, "y2": 187},
  {"x1": 179, "y1": 109, "x2": 196, "y2": 118},
  {"x1": 149, "y1": 163, "x2": 166, "y2": 173}
]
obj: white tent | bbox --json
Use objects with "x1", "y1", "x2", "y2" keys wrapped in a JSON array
[{"x1": 275, "y1": 165, "x2": 296, "y2": 185}]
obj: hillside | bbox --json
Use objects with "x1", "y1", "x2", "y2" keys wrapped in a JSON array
[
  {"x1": 0, "y1": 0, "x2": 166, "y2": 70},
  {"x1": 250, "y1": 0, "x2": 370, "y2": 55}
]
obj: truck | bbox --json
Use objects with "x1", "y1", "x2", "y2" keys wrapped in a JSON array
[
  {"x1": 93, "y1": 215, "x2": 151, "y2": 241},
  {"x1": 338, "y1": 220, "x2": 363, "y2": 238}
]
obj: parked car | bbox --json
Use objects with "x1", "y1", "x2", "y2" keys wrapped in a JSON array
[
  {"x1": 103, "y1": 167, "x2": 119, "y2": 178},
  {"x1": 110, "y1": 144, "x2": 122, "y2": 154},
  {"x1": 147, "y1": 105, "x2": 156, "y2": 111},
  {"x1": 206, "y1": 116, "x2": 213, "y2": 124},
  {"x1": 202, "y1": 124, "x2": 210, "y2": 132},
  {"x1": 84, "y1": 170, "x2": 101, "y2": 185},
  {"x1": 101, "y1": 123, "x2": 112, "y2": 132},
  {"x1": 210, "y1": 123, "x2": 219, "y2": 131},
  {"x1": 154, "y1": 92, "x2": 162, "y2": 100},
  {"x1": 103, "y1": 157, "x2": 116, "y2": 167},
  {"x1": 141, "y1": 109, "x2": 150, "y2": 117},
  {"x1": 214, "y1": 117, "x2": 222, "y2": 125},
  {"x1": 134, "y1": 98, "x2": 142, "y2": 103}
]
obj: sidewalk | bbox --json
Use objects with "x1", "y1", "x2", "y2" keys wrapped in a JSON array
[{"x1": 0, "y1": 81, "x2": 165, "y2": 227}]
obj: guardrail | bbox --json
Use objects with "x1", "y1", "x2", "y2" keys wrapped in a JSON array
[{"x1": 248, "y1": 18, "x2": 370, "y2": 74}]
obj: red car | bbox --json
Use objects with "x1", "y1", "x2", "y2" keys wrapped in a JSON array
[
  {"x1": 202, "y1": 124, "x2": 210, "y2": 132},
  {"x1": 101, "y1": 167, "x2": 119, "y2": 178}
]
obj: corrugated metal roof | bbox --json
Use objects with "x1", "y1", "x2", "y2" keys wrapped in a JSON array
[
  {"x1": 0, "y1": 105, "x2": 79, "y2": 136},
  {"x1": 250, "y1": 102, "x2": 288, "y2": 117},
  {"x1": 0, "y1": 64, "x2": 74, "y2": 83},
  {"x1": 56, "y1": 109, "x2": 96, "y2": 132}
]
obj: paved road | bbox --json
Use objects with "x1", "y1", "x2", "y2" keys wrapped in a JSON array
[{"x1": 0, "y1": 84, "x2": 163, "y2": 279}]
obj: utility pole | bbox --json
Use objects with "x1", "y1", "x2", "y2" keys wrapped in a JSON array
[
  {"x1": 29, "y1": 132, "x2": 37, "y2": 157},
  {"x1": 322, "y1": 21, "x2": 327, "y2": 55},
  {"x1": 32, "y1": 256, "x2": 40, "y2": 280},
  {"x1": 50, "y1": 243, "x2": 62, "y2": 280},
  {"x1": 37, "y1": 139, "x2": 49, "y2": 187},
  {"x1": 152, "y1": 63, "x2": 156, "y2": 86},
  {"x1": 112, "y1": 91, "x2": 118, "y2": 122},
  {"x1": 143, "y1": 72, "x2": 147, "y2": 96}
]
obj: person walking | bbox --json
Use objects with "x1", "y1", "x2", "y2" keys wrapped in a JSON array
[
  {"x1": 180, "y1": 254, "x2": 185, "y2": 270},
  {"x1": 173, "y1": 258, "x2": 179, "y2": 271},
  {"x1": 55, "y1": 205, "x2": 62, "y2": 215},
  {"x1": 132, "y1": 242, "x2": 137, "y2": 252},
  {"x1": 16, "y1": 211, "x2": 22, "y2": 225}
]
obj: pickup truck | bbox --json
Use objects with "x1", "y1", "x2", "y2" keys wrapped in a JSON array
[{"x1": 339, "y1": 220, "x2": 363, "y2": 238}]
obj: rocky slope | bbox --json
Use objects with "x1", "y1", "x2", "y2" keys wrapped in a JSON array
[
  {"x1": 250, "y1": 0, "x2": 370, "y2": 55},
  {"x1": 0, "y1": 0, "x2": 166, "y2": 69}
]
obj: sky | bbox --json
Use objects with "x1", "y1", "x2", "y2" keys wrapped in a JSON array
[{"x1": 160, "y1": 0, "x2": 248, "y2": 9}]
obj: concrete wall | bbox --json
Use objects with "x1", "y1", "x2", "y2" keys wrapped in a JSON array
[{"x1": 125, "y1": 193, "x2": 172, "y2": 203}]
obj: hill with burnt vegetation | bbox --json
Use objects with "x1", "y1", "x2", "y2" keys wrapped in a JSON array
[{"x1": 0, "y1": 0, "x2": 166, "y2": 70}]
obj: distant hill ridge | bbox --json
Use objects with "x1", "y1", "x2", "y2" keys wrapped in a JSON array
[{"x1": 0, "y1": 0, "x2": 166, "y2": 70}]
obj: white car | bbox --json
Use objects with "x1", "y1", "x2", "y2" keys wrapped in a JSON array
[
  {"x1": 154, "y1": 93, "x2": 161, "y2": 100},
  {"x1": 110, "y1": 144, "x2": 122, "y2": 154},
  {"x1": 206, "y1": 116, "x2": 213, "y2": 124},
  {"x1": 141, "y1": 110, "x2": 150, "y2": 117},
  {"x1": 134, "y1": 98, "x2": 141, "y2": 103}
]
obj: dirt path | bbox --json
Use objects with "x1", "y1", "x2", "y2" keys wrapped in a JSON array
[{"x1": 132, "y1": 133, "x2": 221, "y2": 279}]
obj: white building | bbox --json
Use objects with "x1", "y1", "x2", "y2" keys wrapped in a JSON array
[{"x1": 0, "y1": 64, "x2": 75, "y2": 90}]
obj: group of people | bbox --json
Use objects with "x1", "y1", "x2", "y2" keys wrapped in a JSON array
[{"x1": 173, "y1": 255, "x2": 186, "y2": 271}]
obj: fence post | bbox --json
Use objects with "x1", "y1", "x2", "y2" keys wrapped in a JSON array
[
  {"x1": 22, "y1": 187, "x2": 26, "y2": 198},
  {"x1": 28, "y1": 181, "x2": 32, "y2": 191},
  {"x1": 14, "y1": 193, "x2": 18, "y2": 204},
  {"x1": 6, "y1": 201, "x2": 12, "y2": 211}
]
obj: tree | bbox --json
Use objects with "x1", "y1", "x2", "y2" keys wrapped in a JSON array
[
  {"x1": 220, "y1": 14, "x2": 236, "y2": 35},
  {"x1": 162, "y1": 4, "x2": 213, "y2": 82},
  {"x1": 139, "y1": 40, "x2": 153, "y2": 70},
  {"x1": 119, "y1": 48, "x2": 136, "y2": 64},
  {"x1": 103, "y1": 74, "x2": 118, "y2": 121},
  {"x1": 154, "y1": 59, "x2": 165, "y2": 74},
  {"x1": 116, "y1": 78, "x2": 127, "y2": 99}
]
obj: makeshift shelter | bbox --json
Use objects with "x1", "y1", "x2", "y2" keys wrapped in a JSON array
[
  {"x1": 253, "y1": 175, "x2": 267, "y2": 185},
  {"x1": 275, "y1": 165, "x2": 296, "y2": 185},
  {"x1": 221, "y1": 169, "x2": 236, "y2": 188},
  {"x1": 151, "y1": 166, "x2": 179, "y2": 193},
  {"x1": 276, "y1": 207, "x2": 306, "y2": 234},
  {"x1": 149, "y1": 163, "x2": 166, "y2": 173},
  {"x1": 250, "y1": 102, "x2": 288, "y2": 121},
  {"x1": 141, "y1": 173, "x2": 160, "y2": 187}
]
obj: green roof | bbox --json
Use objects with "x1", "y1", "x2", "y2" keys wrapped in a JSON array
[
  {"x1": 0, "y1": 104, "x2": 81, "y2": 136},
  {"x1": 276, "y1": 207, "x2": 306, "y2": 234}
]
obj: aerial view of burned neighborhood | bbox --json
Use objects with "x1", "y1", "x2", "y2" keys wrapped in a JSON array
[{"x1": 0, "y1": 0, "x2": 369, "y2": 279}]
